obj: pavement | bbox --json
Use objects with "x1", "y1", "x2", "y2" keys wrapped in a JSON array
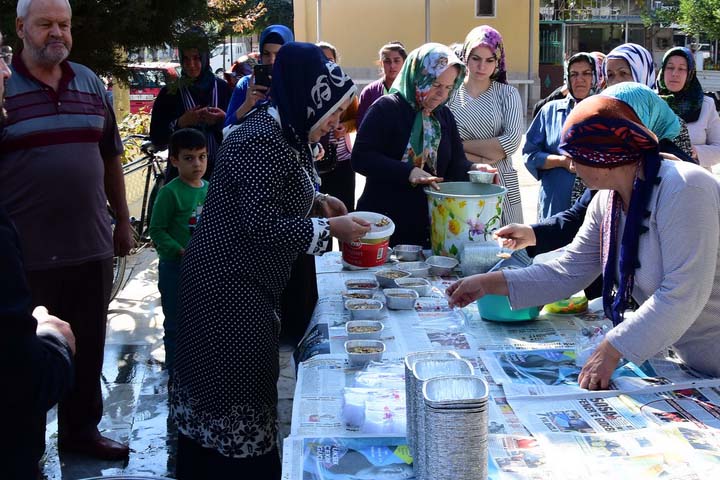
[{"x1": 39, "y1": 143, "x2": 539, "y2": 479}]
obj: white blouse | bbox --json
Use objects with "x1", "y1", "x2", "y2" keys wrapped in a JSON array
[{"x1": 687, "y1": 95, "x2": 720, "y2": 168}]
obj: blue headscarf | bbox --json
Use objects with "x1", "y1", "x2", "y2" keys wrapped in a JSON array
[
  {"x1": 601, "y1": 83, "x2": 681, "y2": 141},
  {"x1": 259, "y1": 25, "x2": 294, "y2": 63},
  {"x1": 271, "y1": 42, "x2": 357, "y2": 150},
  {"x1": 605, "y1": 43, "x2": 656, "y2": 89}
]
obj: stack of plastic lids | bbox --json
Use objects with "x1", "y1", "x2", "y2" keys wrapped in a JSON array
[
  {"x1": 403, "y1": 351, "x2": 460, "y2": 456},
  {"x1": 411, "y1": 358, "x2": 474, "y2": 479},
  {"x1": 423, "y1": 375, "x2": 490, "y2": 480}
]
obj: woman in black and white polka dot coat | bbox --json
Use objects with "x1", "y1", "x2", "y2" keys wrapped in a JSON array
[{"x1": 170, "y1": 43, "x2": 370, "y2": 478}]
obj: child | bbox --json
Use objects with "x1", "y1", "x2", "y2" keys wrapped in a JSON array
[{"x1": 149, "y1": 128, "x2": 209, "y2": 374}]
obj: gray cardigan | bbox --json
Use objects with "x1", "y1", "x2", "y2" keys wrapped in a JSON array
[{"x1": 504, "y1": 160, "x2": 720, "y2": 376}]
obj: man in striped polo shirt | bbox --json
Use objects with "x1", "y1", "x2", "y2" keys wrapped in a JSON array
[{"x1": 0, "y1": 0, "x2": 133, "y2": 461}]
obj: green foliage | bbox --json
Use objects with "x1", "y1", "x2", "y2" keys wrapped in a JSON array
[
  {"x1": 250, "y1": 0, "x2": 294, "y2": 33},
  {"x1": 679, "y1": 0, "x2": 720, "y2": 40},
  {"x1": 0, "y1": 0, "x2": 262, "y2": 78},
  {"x1": 118, "y1": 112, "x2": 151, "y2": 164}
]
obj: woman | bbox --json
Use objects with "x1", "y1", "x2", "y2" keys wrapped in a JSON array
[
  {"x1": 451, "y1": 94, "x2": 720, "y2": 389},
  {"x1": 316, "y1": 42, "x2": 360, "y2": 213},
  {"x1": 224, "y1": 24, "x2": 294, "y2": 127},
  {"x1": 604, "y1": 42, "x2": 656, "y2": 88},
  {"x1": 356, "y1": 41, "x2": 407, "y2": 126},
  {"x1": 658, "y1": 46, "x2": 720, "y2": 169},
  {"x1": 170, "y1": 43, "x2": 369, "y2": 478},
  {"x1": 150, "y1": 27, "x2": 230, "y2": 180},
  {"x1": 524, "y1": 52, "x2": 599, "y2": 219},
  {"x1": 352, "y1": 43, "x2": 475, "y2": 247},
  {"x1": 448, "y1": 25, "x2": 524, "y2": 225}
]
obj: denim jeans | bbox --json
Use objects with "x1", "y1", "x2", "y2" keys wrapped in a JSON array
[{"x1": 158, "y1": 259, "x2": 181, "y2": 374}]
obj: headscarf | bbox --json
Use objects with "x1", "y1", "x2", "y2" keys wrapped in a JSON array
[
  {"x1": 271, "y1": 42, "x2": 356, "y2": 151},
  {"x1": 390, "y1": 43, "x2": 465, "y2": 174},
  {"x1": 591, "y1": 51, "x2": 606, "y2": 90},
  {"x1": 461, "y1": 25, "x2": 507, "y2": 84},
  {"x1": 605, "y1": 43, "x2": 656, "y2": 89},
  {"x1": 177, "y1": 27, "x2": 215, "y2": 92},
  {"x1": 657, "y1": 47, "x2": 705, "y2": 123},
  {"x1": 559, "y1": 95, "x2": 662, "y2": 327},
  {"x1": 565, "y1": 52, "x2": 599, "y2": 101},
  {"x1": 258, "y1": 25, "x2": 294, "y2": 63},
  {"x1": 601, "y1": 83, "x2": 681, "y2": 141}
]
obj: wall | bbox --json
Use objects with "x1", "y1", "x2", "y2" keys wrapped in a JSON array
[{"x1": 294, "y1": 0, "x2": 539, "y2": 84}]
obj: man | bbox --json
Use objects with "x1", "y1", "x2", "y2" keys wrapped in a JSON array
[
  {"x1": 0, "y1": 30, "x2": 76, "y2": 479},
  {"x1": 0, "y1": 0, "x2": 134, "y2": 461}
]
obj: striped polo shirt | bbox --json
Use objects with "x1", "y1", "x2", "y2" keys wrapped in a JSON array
[{"x1": 0, "y1": 56, "x2": 123, "y2": 270}]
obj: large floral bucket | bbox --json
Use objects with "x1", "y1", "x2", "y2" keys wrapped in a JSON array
[{"x1": 425, "y1": 182, "x2": 506, "y2": 258}]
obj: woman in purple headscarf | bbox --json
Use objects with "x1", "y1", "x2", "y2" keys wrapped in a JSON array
[
  {"x1": 448, "y1": 25, "x2": 524, "y2": 225},
  {"x1": 448, "y1": 94, "x2": 720, "y2": 389}
]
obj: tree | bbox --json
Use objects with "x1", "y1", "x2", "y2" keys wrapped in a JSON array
[
  {"x1": 0, "y1": 0, "x2": 263, "y2": 77},
  {"x1": 249, "y1": 0, "x2": 293, "y2": 34},
  {"x1": 679, "y1": 0, "x2": 720, "y2": 40}
]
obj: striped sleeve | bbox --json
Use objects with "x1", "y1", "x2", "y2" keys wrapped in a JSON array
[{"x1": 497, "y1": 85, "x2": 524, "y2": 157}]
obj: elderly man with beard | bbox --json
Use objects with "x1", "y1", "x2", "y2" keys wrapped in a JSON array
[
  {"x1": 0, "y1": 0, "x2": 133, "y2": 462},
  {"x1": 0, "y1": 29, "x2": 76, "y2": 479}
]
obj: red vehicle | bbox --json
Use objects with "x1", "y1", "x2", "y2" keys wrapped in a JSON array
[{"x1": 128, "y1": 62, "x2": 181, "y2": 114}]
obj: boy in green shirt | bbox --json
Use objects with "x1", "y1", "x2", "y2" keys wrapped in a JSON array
[{"x1": 149, "y1": 129, "x2": 209, "y2": 374}]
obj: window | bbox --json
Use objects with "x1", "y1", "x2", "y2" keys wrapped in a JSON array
[{"x1": 475, "y1": 0, "x2": 496, "y2": 17}]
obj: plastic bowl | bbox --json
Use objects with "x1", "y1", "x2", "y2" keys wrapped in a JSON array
[
  {"x1": 383, "y1": 288, "x2": 419, "y2": 310},
  {"x1": 345, "y1": 298, "x2": 384, "y2": 320},
  {"x1": 345, "y1": 340, "x2": 385, "y2": 366},
  {"x1": 476, "y1": 294, "x2": 540, "y2": 322},
  {"x1": 394, "y1": 277, "x2": 432, "y2": 297},
  {"x1": 394, "y1": 244, "x2": 423, "y2": 262},
  {"x1": 395, "y1": 261, "x2": 430, "y2": 278},
  {"x1": 375, "y1": 269, "x2": 411, "y2": 288},
  {"x1": 345, "y1": 278, "x2": 380, "y2": 291},
  {"x1": 468, "y1": 170, "x2": 495, "y2": 184},
  {"x1": 346, "y1": 320, "x2": 384, "y2": 340},
  {"x1": 425, "y1": 255, "x2": 459, "y2": 276}
]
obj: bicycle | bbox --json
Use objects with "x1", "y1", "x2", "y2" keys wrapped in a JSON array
[{"x1": 110, "y1": 135, "x2": 167, "y2": 300}]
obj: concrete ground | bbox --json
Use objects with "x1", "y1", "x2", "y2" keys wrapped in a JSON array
[{"x1": 39, "y1": 143, "x2": 539, "y2": 479}]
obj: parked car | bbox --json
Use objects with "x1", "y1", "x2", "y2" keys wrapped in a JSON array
[
  {"x1": 210, "y1": 42, "x2": 248, "y2": 74},
  {"x1": 128, "y1": 62, "x2": 181, "y2": 114}
]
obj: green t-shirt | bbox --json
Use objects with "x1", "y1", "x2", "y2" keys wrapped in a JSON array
[{"x1": 149, "y1": 177, "x2": 209, "y2": 261}]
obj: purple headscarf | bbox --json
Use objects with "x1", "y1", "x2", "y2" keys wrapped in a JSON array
[{"x1": 461, "y1": 25, "x2": 507, "y2": 84}]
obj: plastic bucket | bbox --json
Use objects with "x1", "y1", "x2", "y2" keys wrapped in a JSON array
[
  {"x1": 425, "y1": 182, "x2": 506, "y2": 258},
  {"x1": 341, "y1": 211, "x2": 395, "y2": 268},
  {"x1": 477, "y1": 294, "x2": 540, "y2": 322}
]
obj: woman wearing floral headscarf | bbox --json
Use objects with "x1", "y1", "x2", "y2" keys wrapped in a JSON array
[
  {"x1": 658, "y1": 46, "x2": 720, "y2": 169},
  {"x1": 523, "y1": 52, "x2": 599, "y2": 219},
  {"x1": 450, "y1": 94, "x2": 720, "y2": 389},
  {"x1": 448, "y1": 25, "x2": 524, "y2": 225},
  {"x1": 352, "y1": 43, "x2": 478, "y2": 247},
  {"x1": 171, "y1": 43, "x2": 370, "y2": 478}
]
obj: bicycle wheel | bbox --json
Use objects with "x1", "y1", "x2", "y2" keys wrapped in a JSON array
[{"x1": 111, "y1": 254, "x2": 127, "y2": 301}]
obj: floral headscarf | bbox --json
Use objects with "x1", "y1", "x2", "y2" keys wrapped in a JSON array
[
  {"x1": 565, "y1": 52, "x2": 599, "y2": 101},
  {"x1": 604, "y1": 43, "x2": 656, "y2": 88},
  {"x1": 559, "y1": 96, "x2": 662, "y2": 327},
  {"x1": 390, "y1": 43, "x2": 465, "y2": 174},
  {"x1": 461, "y1": 25, "x2": 507, "y2": 84},
  {"x1": 657, "y1": 47, "x2": 705, "y2": 123}
]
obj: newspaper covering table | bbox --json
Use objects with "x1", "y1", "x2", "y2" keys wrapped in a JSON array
[{"x1": 281, "y1": 252, "x2": 720, "y2": 479}]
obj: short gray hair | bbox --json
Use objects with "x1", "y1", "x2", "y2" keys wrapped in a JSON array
[{"x1": 17, "y1": 0, "x2": 72, "y2": 19}]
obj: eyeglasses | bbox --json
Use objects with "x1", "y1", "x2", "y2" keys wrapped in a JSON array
[{"x1": 0, "y1": 46, "x2": 12, "y2": 65}]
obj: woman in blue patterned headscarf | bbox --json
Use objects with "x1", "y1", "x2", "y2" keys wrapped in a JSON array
[{"x1": 604, "y1": 43, "x2": 655, "y2": 88}]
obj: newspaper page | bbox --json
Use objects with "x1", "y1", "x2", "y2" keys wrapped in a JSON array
[{"x1": 486, "y1": 434, "x2": 558, "y2": 479}]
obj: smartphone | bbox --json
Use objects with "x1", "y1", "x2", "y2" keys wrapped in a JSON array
[{"x1": 253, "y1": 64, "x2": 273, "y2": 88}]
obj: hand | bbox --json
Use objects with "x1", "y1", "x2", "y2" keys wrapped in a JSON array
[
  {"x1": 493, "y1": 224, "x2": 537, "y2": 250},
  {"x1": 314, "y1": 143, "x2": 325, "y2": 162},
  {"x1": 659, "y1": 152, "x2": 682, "y2": 162},
  {"x1": 113, "y1": 220, "x2": 136, "y2": 257},
  {"x1": 578, "y1": 339, "x2": 622, "y2": 390},
  {"x1": 201, "y1": 106, "x2": 226, "y2": 125},
  {"x1": 446, "y1": 275, "x2": 490, "y2": 308},
  {"x1": 564, "y1": 155, "x2": 576, "y2": 173},
  {"x1": 692, "y1": 146, "x2": 699, "y2": 161},
  {"x1": 34, "y1": 306, "x2": 76, "y2": 355},
  {"x1": 245, "y1": 77, "x2": 269, "y2": 105},
  {"x1": 328, "y1": 215, "x2": 372, "y2": 243},
  {"x1": 470, "y1": 163, "x2": 500, "y2": 184},
  {"x1": 177, "y1": 106, "x2": 204, "y2": 128},
  {"x1": 409, "y1": 167, "x2": 444, "y2": 191},
  {"x1": 320, "y1": 195, "x2": 348, "y2": 218}
]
